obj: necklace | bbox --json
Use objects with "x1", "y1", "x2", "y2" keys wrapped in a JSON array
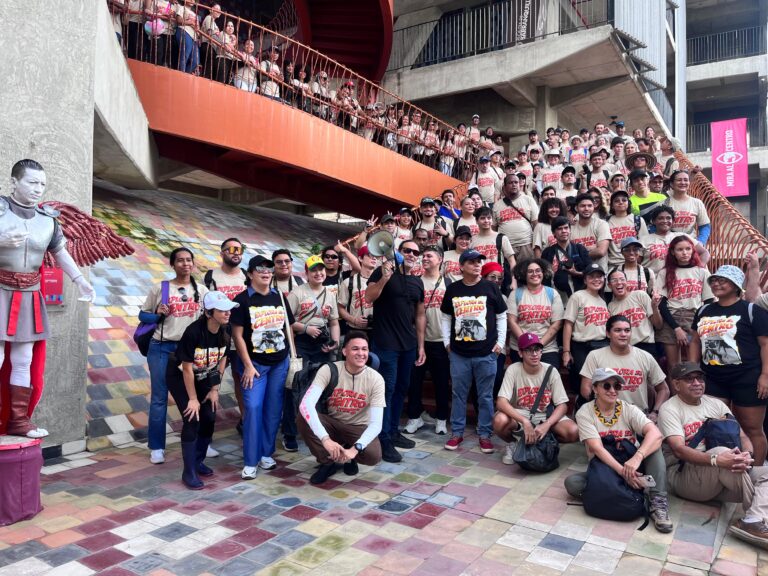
[{"x1": 594, "y1": 401, "x2": 622, "y2": 427}]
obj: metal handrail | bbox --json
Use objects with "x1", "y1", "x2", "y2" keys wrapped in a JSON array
[
  {"x1": 112, "y1": 0, "x2": 476, "y2": 195},
  {"x1": 675, "y1": 150, "x2": 768, "y2": 283},
  {"x1": 686, "y1": 116, "x2": 767, "y2": 152},
  {"x1": 687, "y1": 26, "x2": 766, "y2": 66}
]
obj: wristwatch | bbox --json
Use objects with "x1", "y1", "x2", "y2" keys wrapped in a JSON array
[{"x1": 354, "y1": 443, "x2": 364, "y2": 452}]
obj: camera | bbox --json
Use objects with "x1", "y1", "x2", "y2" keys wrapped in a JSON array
[
  {"x1": 365, "y1": 315, "x2": 374, "y2": 329},
  {"x1": 317, "y1": 325, "x2": 337, "y2": 348},
  {"x1": 562, "y1": 260, "x2": 574, "y2": 270}
]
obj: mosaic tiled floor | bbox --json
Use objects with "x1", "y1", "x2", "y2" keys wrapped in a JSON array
[
  {"x1": 85, "y1": 188, "x2": 354, "y2": 450},
  {"x1": 2, "y1": 424, "x2": 765, "y2": 575}
]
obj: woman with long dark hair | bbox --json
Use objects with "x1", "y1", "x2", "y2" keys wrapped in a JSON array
[
  {"x1": 533, "y1": 197, "x2": 568, "y2": 258},
  {"x1": 167, "y1": 291, "x2": 235, "y2": 489},
  {"x1": 140, "y1": 247, "x2": 207, "y2": 464}
]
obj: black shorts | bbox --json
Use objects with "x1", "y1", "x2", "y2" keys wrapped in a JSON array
[{"x1": 705, "y1": 369, "x2": 766, "y2": 407}]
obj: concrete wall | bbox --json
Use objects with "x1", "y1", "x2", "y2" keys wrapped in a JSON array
[
  {"x1": 93, "y1": 0, "x2": 157, "y2": 189},
  {"x1": 0, "y1": 1, "x2": 97, "y2": 451}
]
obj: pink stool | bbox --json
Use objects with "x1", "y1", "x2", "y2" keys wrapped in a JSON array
[{"x1": 0, "y1": 435, "x2": 43, "y2": 526}]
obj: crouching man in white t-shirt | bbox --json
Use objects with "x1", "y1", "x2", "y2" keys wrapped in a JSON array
[
  {"x1": 493, "y1": 332, "x2": 579, "y2": 466},
  {"x1": 659, "y1": 362, "x2": 768, "y2": 549},
  {"x1": 297, "y1": 331, "x2": 385, "y2": 485}
]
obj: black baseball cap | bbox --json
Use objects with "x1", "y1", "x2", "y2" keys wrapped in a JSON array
[
  {"x1": 629, "y1": 169, "x2": 649, "y2": 182},
  {"x1": 584, "y1": 263, "x2": 606, "y2": 276},
  {"x1": 455, "y1": 225, "x2": 472, "y2": 238},
  {"x1": 248, "y1": 255, "x2": 274, "y2": 270},
  {"x1": 561, "y1": 166, "x2": 576, "y2": 176}
]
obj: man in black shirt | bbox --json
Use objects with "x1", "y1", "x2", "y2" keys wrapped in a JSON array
[
  {"x1": 440, "y1": 250, "x2": 507, "y2": 454},
  {"x1": 365, "y1": 239, "x2": 426, "y2": 462}
]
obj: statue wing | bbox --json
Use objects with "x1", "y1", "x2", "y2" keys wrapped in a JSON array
[{"x1": 41, "y1": 201, "x2": 135, "y2": 267}]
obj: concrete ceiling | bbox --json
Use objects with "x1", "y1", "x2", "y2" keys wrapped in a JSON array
[{"x1": 171, "y1": 170, "x2": 243, "y2": 190}]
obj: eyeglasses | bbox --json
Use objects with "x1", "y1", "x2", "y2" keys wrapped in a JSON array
[
  {"x1": 599, "y1": 381, "x2": 622, "y2": 391},
  {"x1": 680, "y1": 375, "x2": 705, "y2": 383},
  {"x1": 527, "y1": 269, "x2": 543, "y2": 276},
  {"x1": 323, "y1": 254, "x2": 339, "y2": 260},
  {"x1": 177, "y1": 287, "x2": 189, "y2": 302},
  {"x1": 522, "y1": 347, "x2": 543, "y2": 355},
  {"x1": 222, "y1": 246, "x2": 244, "y2": 255},
  {"x1": 253, "y1": 266, "x2": 273, "y2": 273},
  {"x1": 401, "y1": 248, "x2": 421, "y2": 256}
]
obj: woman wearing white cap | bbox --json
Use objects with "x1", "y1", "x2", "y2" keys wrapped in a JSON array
[
  {"x1": 166, "y1": 291, "x2": 238, "y2": 490},
  {"x1": 690, "y1": 265, "x2": 768, "y2": 465}
]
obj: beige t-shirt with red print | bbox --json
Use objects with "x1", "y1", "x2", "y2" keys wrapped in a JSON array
[
  {"x1": 313, "y1": 363, "x2": 385, "y2": 427},
  {"x1": 643, "y1": 232, "x2": 698, "y2": 274},
  {"x1": 608, "y1": 291, "x2": 656, "y2": 344},
  {"x1": 142, "y1": 281, "x2": 209, "y2": 342},
  {"x1": 287, "y1": 283, "x2": 339, "y2": 327},
  {"x1": 607, "y1": 215, "x2": 648, "y2": 268},
  {"x1": 564, "y1": 290, "x2": 610, "y2": 342},
  {"x1": 657, "y1": 266, "x2": 713, "y2": 311},
  {"x1": 337, "y1": 273, "x2": 373, "y2": 321},
  {"x1": 442, "y1": 251, "x2": 462, "y2": 283},
  {"x1": 571, "y1": 217, "x2": 612, "y2": 269},
  {"x1": 533, "y1": 222, "x2": 557, "y2": 251},
  {"x1": 658, "y1": 394, "x2": 731, "y2": 467},
  {"x1": 456, "y1": 217, "x2": 479, "y2": 237},
  {"x1": 498, "y1": 362, "x2": 568, "y2": 424},
  {"x1": 422, "y1": 275, "x2": 447, "y2": 342},
  {"x1": 210, "y1": 268, "x2": 246, "y2": 301},
  {"x1": 507, "y1": 287, "x2": 564, "y2": 353},
  {"x1": 493, "y1": 195, "x2": 538, "y2": 247},
  {"x1": 580, "y1": 346, "x2": 666, "y2": 410},
  {"x1": 666, "y1": 196, "x2": 710, "y2": 236},
  {"x1": 471, "y1": 233, "x2": 515, "y2": 264},
  {"x1": 577, "y1": 400, "x2": 651, "y2": 448}
]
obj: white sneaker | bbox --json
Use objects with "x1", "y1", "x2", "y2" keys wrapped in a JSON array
[
  {"x1": 206, "y1": 446, "x2": 220, "y2": 458},
  {"x1": 502, "y1": 443, "x2": 516, "y2": 465},
  {"x1": 420, "y1": 411, "x2": 436, "y2": 425},
  {"x1": 26, "y1": 427, "x2": 49, "y2": 439},
  {"x1": 404, "y1": 417, "x2": 424, "y2": 434},
  {"x1": 150, "y1": 449, "x2": 165, "y2": 464},
  {"x1": 241, "y1": 466, "x2": 258, "y2": 479},
  {"x1": 435, "y1": 420, "x2": 448, "y2": 435},
  {"x1": 259, "y1": 456, "x2": 277, "y2": 470}
]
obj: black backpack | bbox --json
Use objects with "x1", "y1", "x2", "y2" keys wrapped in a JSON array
[
  {"x1": 203, "y1": 268, "x2": 247, "y2": 290},
  {"x1": 292, "y1": 362, "x2": 339, "y2": 414},
  {"x1": 582, "y1": 435, "x2": 647, "y2": 524}
]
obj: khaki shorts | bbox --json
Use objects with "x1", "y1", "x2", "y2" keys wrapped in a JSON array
[{"x1": 655, "y1": 307, "x2": 695, "y2": 345}]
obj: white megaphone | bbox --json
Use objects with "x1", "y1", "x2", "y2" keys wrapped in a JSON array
[{"x1": 367, "y1": 230, "x2": 404, "y2": 265}]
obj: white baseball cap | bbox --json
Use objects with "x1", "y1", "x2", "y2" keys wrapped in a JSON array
[{"x1": 203, "y1": 291, "x2": 239, "y2": 311}]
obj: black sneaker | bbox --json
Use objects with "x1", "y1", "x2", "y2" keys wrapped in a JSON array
[
  {"x1": 343, "y1": 460, "x2": 359, "y2": 476},
  {"x1": 310, "y1": 463, "x2": 340, "y2": 485},
  {"x1": 381, "y1": 441, "x2": 402, "y2": 463},
  {"x1": 282, "y1": 436, "x2": 299, "y2": 452},
  {"x1": 393, "y1": 433, "x2": 416, "y2": 449}
]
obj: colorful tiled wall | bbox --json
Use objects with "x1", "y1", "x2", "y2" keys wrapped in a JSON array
[{"x1": 85, "y1": 188, "x2": 355, "y2": 451}]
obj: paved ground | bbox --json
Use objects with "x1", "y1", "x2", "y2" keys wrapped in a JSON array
[{"x1": 0, "y1": 424, "x2": 765, "y2": 576}]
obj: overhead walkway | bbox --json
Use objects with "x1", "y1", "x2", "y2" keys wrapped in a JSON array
[{"x1": 119, "y1": 1, "x2": 461, "y2": 218}]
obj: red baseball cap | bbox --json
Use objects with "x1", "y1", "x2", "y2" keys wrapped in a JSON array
[{"x1": 518, "y1": 332, "x2": 542, "y2": 350}]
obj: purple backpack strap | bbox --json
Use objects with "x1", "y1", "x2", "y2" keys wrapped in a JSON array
[{"x1": 161, "y1": 280, "x2": 170, "y2": 305}]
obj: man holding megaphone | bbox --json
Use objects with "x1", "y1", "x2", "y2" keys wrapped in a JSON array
[{"x1": 365, "y1": 237, "x2": 427, "y2": 463}]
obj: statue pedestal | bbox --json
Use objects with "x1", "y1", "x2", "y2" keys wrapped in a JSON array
[{"x1": 0, "y1": 435, "x2": 43, "y2": 526}]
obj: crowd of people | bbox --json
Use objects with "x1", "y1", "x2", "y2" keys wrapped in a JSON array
[{"x1": 137, "y1": 117, "x2": 768, "y2": 549}]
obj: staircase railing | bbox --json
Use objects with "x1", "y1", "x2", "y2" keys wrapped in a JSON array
[
  {"x1": 112, "y1": 0, "x2": 474, "y2": 199},
  {"x1": 675, "y1": 150, "x2": 768, "y2": 283}
]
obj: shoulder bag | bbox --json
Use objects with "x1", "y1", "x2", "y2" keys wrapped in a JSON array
[
  {"x1": 512, "y1": 365, "x2": 560, "y2": 472},
  {"x1": 278, "y1": 290, "x2": 303, "y2": 389}
]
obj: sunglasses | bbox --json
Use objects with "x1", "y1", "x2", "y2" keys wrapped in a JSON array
[
  {"x1": 401, "y1": 248, "x2": 421, "y2": 256},
  {"x1": 222, "y1": 246, "x2": 244, "y2": 255},
  {"x1": 680, "y1": 374, "x2": 705, "y2": 383},
  {"x1": 253, "y1": 266, "x2": 273, "y2": 273},
  {"x1": 323, "y1": 254, "x2": 339, "y2": 260},
  {"x1": 177, "y1": 287, "x2": 189, "y2": 302},
  {"x1": 599, "y1": 381, "x2": 622, "y2": 391}
]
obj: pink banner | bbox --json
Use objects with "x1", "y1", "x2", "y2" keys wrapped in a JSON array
[{"x1": 711, "y1": 118, "x2": 749, "y2": 198}]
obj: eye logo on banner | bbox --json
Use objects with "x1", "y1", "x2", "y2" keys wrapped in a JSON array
[{"x1": 711, "y1": 119, "x2": 749, "y2": 198}]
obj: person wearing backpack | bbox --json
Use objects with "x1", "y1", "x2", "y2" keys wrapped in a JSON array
[
  {"x1": 271, "y1": 249, "x2": 305, "y2": 298},
  {"x1": 507, "y1": 259, "x2": 563, "y2": 368},
  {"x1": 140, "y1": 247, "x2": 207, "y2": 465},
  {"x1": 540, "y1": 216, "x2": 592, "y2": 305},
  {"x1": 494, "y1": 333, "x2": 579, "y2": 466},
  {"x1": 566, "y1": 367, "x2": 673, "y2": 533},
  {"x1": 492, "y1": 174, "x2": 538, "y2": 263},
  {"x1": 607, "y1": 192, "x2": 648, "y2": 270},
  {"x1": 689, "y1": 265, "x2": 768, "y2": 466},
  {"x1": 297, "y1": 331, "x2": 385, "y2": 485},
  {"x1": 470, "y1": 207, "x2": 516, "y2": 291},
  {"x1": 659, "y1": 362, "x2": 768, "y2": 548}
]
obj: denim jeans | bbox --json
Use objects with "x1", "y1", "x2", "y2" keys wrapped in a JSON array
[
  {"x1": 449, "y1": 351, "x2": 497, "y2": 438},
  {"x1": 374, "y1": 346, "x2": 417, "y2": 443},
  {"x1": 175, "y1": 28, "x2": 199, "y2": 73},
  {"x1": 147, "y1": 339, "x2": 179, "y2": 450},
  {"x1": 240, "y1": 356, "x2": 289, "y2": 467}
]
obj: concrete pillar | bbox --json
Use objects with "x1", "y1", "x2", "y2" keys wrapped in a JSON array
[
  {"x1": 535, "y1": 86, "x2": 558, "y2": 135},
  {"x1": 0, "y1": 2, "x2": 96, "y2": 449}
]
